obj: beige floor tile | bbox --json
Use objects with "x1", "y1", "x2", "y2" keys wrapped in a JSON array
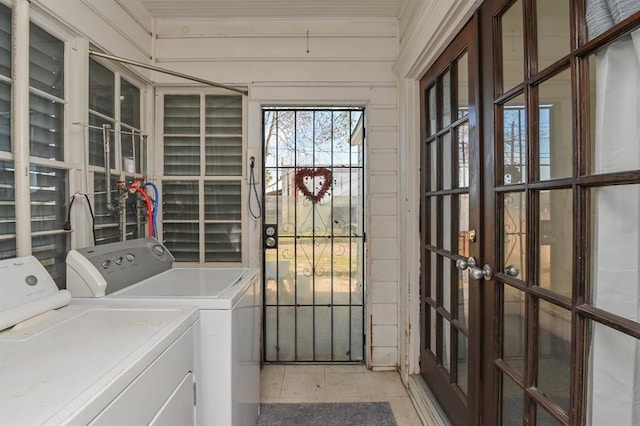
[
  {"x1": 262, "y1": 364, "x2": 286, "y2": 375},
  {"x1": 260, "y1": 365, "x2": 424, "y2": 424},
  {"x1": 324, "y1": 364, "x2": 367, "y2": 374},
  {"x1": 367, "y1": 371, "x2": 410, "y2": 399},
  {"x1": 280, "y1": 372, "x2": 326, "y2": 401},
  {"x1": 260, "y1": 373, "x2": 284, "y2": 402},
  {"x1": 325, "y1": 372, "x2": 372, "y2": 400},
  {"x1": 284, "y1": 364, "x2": 325, "y2": 374},
  {"x1": 388, "y1": 397, "x2": 424, "y2": 426}
]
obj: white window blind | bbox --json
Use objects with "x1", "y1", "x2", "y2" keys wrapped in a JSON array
[
  {"x1": 28, "y1": 22, "x2": 68, "y2": 287},
  {"x1": 88, "y1": 58, "x2": 143, "y2": 244},
  {"x1": 0, "y1": 4, "x2": 10, "y2": 153},
  {"x1": 0, "y1": 160, "x2": 15, "y2": 259},
  {"x1": 161, "y1": 93, "x2": 243, "y2": 263}
]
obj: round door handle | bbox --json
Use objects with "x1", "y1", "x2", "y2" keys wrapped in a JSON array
[
  {"x1": 265, "y1": 236, "x2": 277, "y2": 248},
  {"x1": 470, "y1": 264, "x2": 493, "y2": 280},
  {"x1": 504, "y1": 265, "x2": 519, "y2": 277},
  {"x1": 456, "y1": 256, "x2": 477, "y2": 271}
]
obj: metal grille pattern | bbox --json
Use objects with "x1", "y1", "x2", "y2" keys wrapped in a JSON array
[{"x1": 263, "y1": 107, "x2": 365, "y2": 362}]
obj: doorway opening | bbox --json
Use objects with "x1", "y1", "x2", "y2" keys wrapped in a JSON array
[{"x1": 262, "y1": 107, "x2": 366, "y2": 362}]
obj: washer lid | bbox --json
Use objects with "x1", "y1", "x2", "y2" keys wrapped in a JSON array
[
  {"x1": 112, "y1": 268, "x2": 248, "y2": 298},
  {"x1": 0, "y1": 304, "x2": 198, "y2": 425}
]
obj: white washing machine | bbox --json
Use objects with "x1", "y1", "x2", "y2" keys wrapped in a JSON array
[
  {"x1": 0, "y1": 255, "x2": 199, "y2": 425},
  {"x1": 66, "y1": 237, "x2": 262, "y2": 426}
]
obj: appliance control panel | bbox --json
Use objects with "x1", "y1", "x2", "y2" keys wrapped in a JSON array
[
  {"x1": 0, "y1": 256, "x2": 71, "y2": 331},
  {"x1": 66, "y1": 238, "x2": 174, "y2": 297}
]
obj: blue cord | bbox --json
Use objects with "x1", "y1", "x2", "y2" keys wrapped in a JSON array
[{"x1": 145, "y1": 182, "x2": 159, "y2": 238}]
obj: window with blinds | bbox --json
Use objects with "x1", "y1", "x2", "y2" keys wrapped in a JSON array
[
  {"x1": 161, "y1": 93, "x2": 243, "y2": 263},
  {"x1": 88, "y1": 58, "x2": 144, "y2": 244},
  {"x1": 28, "y1": 22, "x2": 68, "y2": 287},
  {"x1": 0, "y1": 4, "x2": 11, "y2": 153},
  {"x1": 0, "y1": 160, "x2": 15, "y2": 259}
]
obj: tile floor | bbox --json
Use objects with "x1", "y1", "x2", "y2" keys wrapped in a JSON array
[{"x1": 260, "y1": 364, "x2": 424, "y2": 425}]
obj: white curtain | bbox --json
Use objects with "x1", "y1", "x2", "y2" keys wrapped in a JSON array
[{"x1": 587, "y1": 1, "x2": 640, "y2": 424}]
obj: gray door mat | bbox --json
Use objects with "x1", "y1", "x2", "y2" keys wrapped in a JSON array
[{"x1": 256, "y1": 402, "x2": 398, "y2": 425}]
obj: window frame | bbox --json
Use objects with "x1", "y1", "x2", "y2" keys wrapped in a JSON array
[{"x1": 155, "y1": 87, "x2": 248, "y2": 266}]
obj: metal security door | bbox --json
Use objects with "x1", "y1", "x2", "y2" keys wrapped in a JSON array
[{"x1": 262, "y1": 107, "x2": 365, "y2": 362}]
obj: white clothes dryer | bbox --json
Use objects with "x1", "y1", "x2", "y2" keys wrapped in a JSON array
[
  {"x1": 0, "y1": 255, "x2": 199, "y2": 426},
  {"x1": 66, "y1": 238, "x2": 261, "y2": 426}
]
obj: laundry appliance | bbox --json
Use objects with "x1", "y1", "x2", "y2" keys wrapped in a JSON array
[
  {"x1": 0, "y1": 255, "x2": 199, "y2": 425},
  {"x1": 66, "y1": 237, "x2": 261, "y2": 426}
]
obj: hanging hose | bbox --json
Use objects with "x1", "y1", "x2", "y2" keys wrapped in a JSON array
[
  {"x1": 127, "y1": 180, "x2": 154, "y2": 237},
  {"x1": 136, "y1": 187, "x2": 154, "y2": 237},
  {"x1": 145, "y1": 182, "x2": 160, "y2": 238},
  {"x1": 248, "y1": 156, "x2": 262, "y2": 219}
]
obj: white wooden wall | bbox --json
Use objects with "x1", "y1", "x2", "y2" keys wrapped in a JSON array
[{"x1": 27, "y1": 1, "x2": 403, "y2": 369}]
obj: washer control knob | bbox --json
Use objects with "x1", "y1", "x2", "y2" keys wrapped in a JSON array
[
  {"x1": 114, "y1": 256, "x2": 124, "y2": 265},
  {"x1": 25, "y1": 275, "x2": 38, "y2": 286},
  {"x1": 152, "y1": 244, "x2": 165, "y2": 256},
  {"x1": 100, "y1": 259, "x2": 111, "y2": 269},
  {"x1": 125, "y1": 253, "x2": 135, "y2": 262}
]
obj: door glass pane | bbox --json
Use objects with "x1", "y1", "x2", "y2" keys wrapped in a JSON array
[
  {"x1": 456, "y1": 52, "x2": 469, "y2": 119},
  {"x1": 536, "y1": 0, "x2": 570, "y2": 71},
  {"x1": 537, "y1": 299, "x2": 571, "y2": 411},
  {"x1": 443, "y1": 257, "x2": 451, "y2": 312},
  {"x1": 504, "y1": 192, "x2": 527, "y2": 281},
  {"x1": 591, "y1": 184, "x2": 640, "y2": 322},
  {"x1": 430, "y1": 252, "x2": 437, "y2": 300},
  {"x1": 587, "y1": 321, "x2": 640, "y2": 425},
  {"x1": 442, "y1": 133, "x2": 452, "y2": 189},
  {"x1": 457, "y1": 331, "x2": 468, "y2": 395},
  {"x1": 501, "y1": 373, "x2": 523, "y2": 425},
  {"x1": 503, "y1": 94, "x2": 527, "y2": 185},
  {"x1": 536, "y1": 405, "x2": 561, "y2": 425},
  {"x1": 589, "y1": 32, "x2": 640, "y2": 175},
  {"x1": 443, "y1": 195, "x2": 451, "y2": 251},
  {"x1": 459, "y1": 194, "x2": 469, "y2": 256},
  {"x1": 441, "y1": 69, "x2": 452, "y2": 127},
  {"x1": 430, "y1": 197, "x2": 437, "y2": 246},
  {"x1": 539, "y1": 189, "x2": 572, "y2": 297},
  {"x1": 458, "y1": 194, "x2": 469, "y2": 326},
  {"x1": 430, "y1": 141, "x2": 437, "y2": 191},
  {"x1": 429, "y1": 307, "x2": 437, "y2": 353},
  {"x1": 457, "y1": 123, "x2": 469, "y2": 188},
  {"x1": 427, "y1": 85, "x2": 437, "y2": 136},
  {"x1": 501, "y1": 0, "x2": 525, "y2": 91},
  {"x1": 503, "y1": 284, "x2": 526, "y2": 376},
  {"x1": 443, "y1": 320, "x2": 451, "y2": 373},
  {"x1": 539, "y1": 69, "x2": 572, "y2": 180}
]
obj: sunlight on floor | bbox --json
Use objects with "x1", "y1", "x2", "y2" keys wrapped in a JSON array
[{"x1": 260, "y1": 364, "x2": 423, "y2": 425}]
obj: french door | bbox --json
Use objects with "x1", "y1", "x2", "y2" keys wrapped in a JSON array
[
  {"x1": 421, "y1": 1, "x2": 640, "y2": 424},
  {"x1": 419, "y1": 15, "x2": 481, "y2": 426}
]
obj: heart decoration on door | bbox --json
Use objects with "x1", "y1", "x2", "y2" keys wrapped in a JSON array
[{"x1": 295, "y1": 167, "x2": 333, "y2": 204}]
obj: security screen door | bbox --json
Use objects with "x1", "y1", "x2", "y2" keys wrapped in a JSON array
[{"x1": 262, "y1": 107, "x2": 365, "y2": 362}]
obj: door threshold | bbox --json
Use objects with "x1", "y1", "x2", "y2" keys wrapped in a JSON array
[{"x1": 407, "y1": 375, "x2": 452, "y2": 426}]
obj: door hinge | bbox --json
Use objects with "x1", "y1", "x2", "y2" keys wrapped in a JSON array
[{"x1": 193, "y1": 381, "x2": 197, "y2": 406}]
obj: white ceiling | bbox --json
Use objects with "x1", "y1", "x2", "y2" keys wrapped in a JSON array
[{"x1": 138, "y1": 0, "x2": 405, "y2": 19}]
